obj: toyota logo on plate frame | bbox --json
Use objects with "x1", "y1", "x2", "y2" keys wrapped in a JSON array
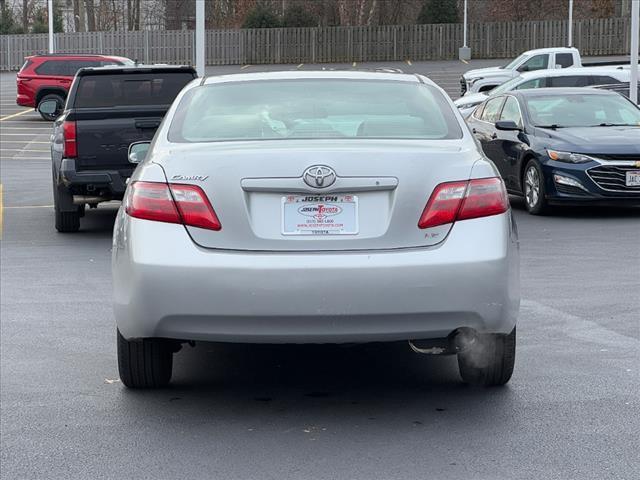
[{"x1": 303, "y1": 165, "x2": 337, "y2": 188}]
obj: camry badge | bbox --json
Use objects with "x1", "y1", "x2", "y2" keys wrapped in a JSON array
[{"x1": 303, "y1": 165, "x2": 337, "y2": 188}]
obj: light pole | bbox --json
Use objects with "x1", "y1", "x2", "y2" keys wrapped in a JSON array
[
  {"x1": 459, "y1": 0, "x2": 470, "y2": 61},
  {"x1": 630, "y1": 0, "x2": 639, "y2": 104},
  {"x1": 195, "y1": 0, "x2": 205, "y2": 77},
  {"x1": 568, "y1": 0, "x2": 573, "y2": 47},
  {"x1": 48, "y1": 0, "x2": 55, "y2": 53}
]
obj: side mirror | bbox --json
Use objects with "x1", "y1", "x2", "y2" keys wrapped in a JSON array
[
  {"x1": 38, "y1": 100, "x2": 58, "y2": 115},
  {"x1": 128, "y1": 142, "x2": 151, "y2": 164},
  {"x1": 495, "y1": 120, "x2": 521, "y2": 131}
]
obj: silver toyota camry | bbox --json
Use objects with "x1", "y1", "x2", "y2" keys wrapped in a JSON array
[{"x1": 113, "y1": 71, "x2": 520, "y2": 388}]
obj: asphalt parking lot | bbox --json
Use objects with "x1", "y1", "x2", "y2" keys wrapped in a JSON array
[{"x1": 1, "y1": 60, "x2": 639, "y2": 480}]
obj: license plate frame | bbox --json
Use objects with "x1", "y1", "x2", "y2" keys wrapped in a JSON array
[
  {"x1": 625, "y1": 170, "x2": 640, "y2": 187},
  {"x1": 281, "y1": 194, "x2": 359, "y2": 236}
]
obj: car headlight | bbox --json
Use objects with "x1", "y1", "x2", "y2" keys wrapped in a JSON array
[
  {"x1": 546, "y1": 149, "x2": 595, "y2": 164},
  {"x1": 468, "y1": 77, "x2": 483, "y2": 85}
]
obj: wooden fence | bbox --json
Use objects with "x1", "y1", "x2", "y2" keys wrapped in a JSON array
[{"x1": 0, "y1": 17, "x2": 633, "y2": 71}]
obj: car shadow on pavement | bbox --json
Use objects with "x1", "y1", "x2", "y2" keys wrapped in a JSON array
[
  {"x1": 117, "y1": 342, "x2": 517, "y2": 431},
  {"x1": 509, "y1": 195, "x2": 640, "y2": 218}
]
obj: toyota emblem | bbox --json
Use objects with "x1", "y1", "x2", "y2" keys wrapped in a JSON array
[{"x1": 303, "y1": 165, "x2": 337, "y2": 188}]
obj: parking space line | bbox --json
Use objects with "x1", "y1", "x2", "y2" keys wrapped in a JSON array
[
  {"x1": 3, "y1": 204, "x2": 54, "y2": 209},
  {"x1": 0, "y1": 149, "x2": 49, "y2": 153},
  {"x1": 0, "y1": 110, "x2": 32, "y2": 121}
]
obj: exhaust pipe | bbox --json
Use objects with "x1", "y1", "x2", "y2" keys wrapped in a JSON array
[
  {"x1": 408, "y1": 328, "x2": 478, "y2": 355},
  {"x1": 73, "y1": 195, "x2": 109, "y2": 205}
]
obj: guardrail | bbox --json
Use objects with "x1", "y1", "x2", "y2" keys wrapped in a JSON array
[{"x1": 0, "y1": 17, "x2": 632, "y2": 71}]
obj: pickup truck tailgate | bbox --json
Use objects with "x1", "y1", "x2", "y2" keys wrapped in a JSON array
[
  {"x1": 69, "y1": 71, "x2": 195, "y2": 170},
  {"x1": 74, "y1": 107, "x2": 164, "y2": 169}
]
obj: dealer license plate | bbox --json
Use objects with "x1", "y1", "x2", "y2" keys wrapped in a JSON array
[
  {"x1": 282, "y1": 194, "x2": 358, "y2": 235},
  {"x1": 626, "y1": 170, "x2": 640, "y2": 187}
]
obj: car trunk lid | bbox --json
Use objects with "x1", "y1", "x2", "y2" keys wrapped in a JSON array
[{"x1": 158, "y1": 140, "x2": 475, "y2": 252}]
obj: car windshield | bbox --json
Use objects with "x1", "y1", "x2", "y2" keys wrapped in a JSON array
[
  {"x1": 168, "y1": 79, "x2": 463, "y2": 142},
  {"x1": 489, "y1": 77, "x2": 524, "y2": 95},
  {"x1": 525, "y1": 94, "x2": 640, "y2": 128},
  {"x1": 502, "y1": 54, "x2": 528, "y2": 69}
]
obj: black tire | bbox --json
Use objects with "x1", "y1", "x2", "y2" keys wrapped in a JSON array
[
  {"x1": 458, "y1": 327, "x2": 516, "y2": 386},
  {"x1": 117, "y1": 330, "x2": 173, "y2": 388},
  {"x1": 522, "y1": 159, "x2": 549, "y2": 215},
  {"x1": 53, "y1": 182, "x2": 81, "y2": 233},
  {"x1": 38, "y1": 93, "x2": 65, "y2": 121}
]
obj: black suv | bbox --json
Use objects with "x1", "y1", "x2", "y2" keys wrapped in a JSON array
[{"x1": 47, "y1": 65, "x2": 197, "y2": 232}]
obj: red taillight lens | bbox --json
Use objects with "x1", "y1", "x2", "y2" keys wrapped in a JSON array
[
  {"x1": 418, "y1": 177, "x2": 508, "y2": 229},
  {"x1": 125, "y1": 181, "x2": 221, "y2": 231},
  {"x1": 170, "y1": 183, "x2": 222, "y2": 231},
  {"x1": 62, "y1": 120, "x2": 77, "y2": 158},
  {"x1": 457, "y1": 177, "x2": 510, "y2": 221}
]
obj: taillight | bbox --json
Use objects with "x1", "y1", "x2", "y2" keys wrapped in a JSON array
[
  {"x1": 125, "y1": 181, "x2": 221, "y2": 231},
  {"x1": 418, "y1": 177, "x2": 508, "y2": 229},
  {"x1": 62, "y1": 120, "x2": 77, "y2": 158}
]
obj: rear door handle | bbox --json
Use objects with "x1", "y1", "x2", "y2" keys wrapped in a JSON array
[{"x1": 135, "y1": 120, "x2": 161, "y2": 129}]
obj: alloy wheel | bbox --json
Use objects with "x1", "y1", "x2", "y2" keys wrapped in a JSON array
[{"x1": 524, "y1": 166, "x2": 540, "y2": 209}]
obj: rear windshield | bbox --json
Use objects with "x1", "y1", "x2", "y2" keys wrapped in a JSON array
[
  {"x1": 525, "y1": 94, "x2": 640, "y2": 127},
  {"x1": 74, "y1": 73, "x2": 194, "y2": 108},
  {"x1": 168, "y1": 79, "x2": 462, "y2": 142}
]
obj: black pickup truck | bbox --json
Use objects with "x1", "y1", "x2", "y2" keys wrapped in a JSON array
[{"x1": 47, "y1": 65, "x2": 197, "y2": 232}]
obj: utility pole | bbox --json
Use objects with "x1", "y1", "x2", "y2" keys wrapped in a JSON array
[
  {"x1": 195, "y1": 0, "x2": 205, "y2": 77},
  {"x1": 459, "y1": 0, "x2": 470, "y2": 61},
  {"x1": 48, "y1": 0, "x2": 54, "y2": 53},
  {"x1": 568, "y1": 0, "x2": 573, "y2": 47},
  {"x1": 630, "y1": 0, "x2": 639, "y2": 104}
]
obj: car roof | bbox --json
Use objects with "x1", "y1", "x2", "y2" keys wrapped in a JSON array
[
  {"x1": 520, "y1": 47, "x2": 578, "y2": 56},
  {"x1": 518, "y1": 66, "x2": 629, "y2": 80},
  {"x1": 26, "y1": 53, "x2": 129, "y2": 60},
  {"x1": 508, "y1": 87, "x2": 621, "y2": 98},
  {"x1": 201, "y1": 70, "x2": 430, "y2": 86},
  {"x1": 76, "y1": 64, "x2": 196, "y2": 76}
]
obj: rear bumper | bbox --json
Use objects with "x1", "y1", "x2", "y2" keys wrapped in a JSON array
[
  {"x1": 113, "y1": 211, "x2": 520, "y2": 344},
  {"x1": 60, "y1": 158, "x2": 133, "y2": 198},
  {"x1": 16, "y1": 94, "x2": 34, "y2": 108}
]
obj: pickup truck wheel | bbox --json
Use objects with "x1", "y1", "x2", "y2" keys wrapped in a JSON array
[
  {"x1": 117, "y1": 330, "x2": 173, "y2": 388},
  {"x1": 38, "y1": 93, "x2": 64, "y2": 121},
  {"x1": 458, "y1": 327, "x2": 516, "y2": 386},
  {"x1": 53, "y1": 191, "x2": 80, "y2": 233}
]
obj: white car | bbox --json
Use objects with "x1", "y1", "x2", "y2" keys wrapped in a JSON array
[
  {"x1": 113, "y1": 70, "x2": 520, "y2": 389},
  {"x1": 460, "y1": 47, "x2": 582, "y2": 96},
  {"x1": 455, "y1": 66, "x2": 632, "y2": 118}
]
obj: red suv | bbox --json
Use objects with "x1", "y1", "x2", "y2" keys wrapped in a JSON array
[{"x1": 17, "y1": 54, "x2": 133, "y2": 120}]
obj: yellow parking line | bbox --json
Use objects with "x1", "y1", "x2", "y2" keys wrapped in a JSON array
[
  {"x1": 240, "y1": 64, "x2": 251, "y2": 70},
  {"x1": 0, "y1": 110, "x2": 32, "y2": 121}
]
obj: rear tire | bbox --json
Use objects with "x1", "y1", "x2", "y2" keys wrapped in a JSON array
[
  {"x1": 117, "y1": 330, "x2": 173, "y2": 388},
  {"x1": 53, "y1": 185, "x2": 81, "y2": 233},
  {"x1": 458, "y1": 327, "x2": 516, "y2": 386},
  {"x1": 38, "y1": 93, "x2": 65, "y2": 121}
]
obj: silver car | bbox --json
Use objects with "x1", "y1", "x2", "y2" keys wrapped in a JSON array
[{"x1": 113, "y1": 71, "x2": 520, "y2": 388}]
